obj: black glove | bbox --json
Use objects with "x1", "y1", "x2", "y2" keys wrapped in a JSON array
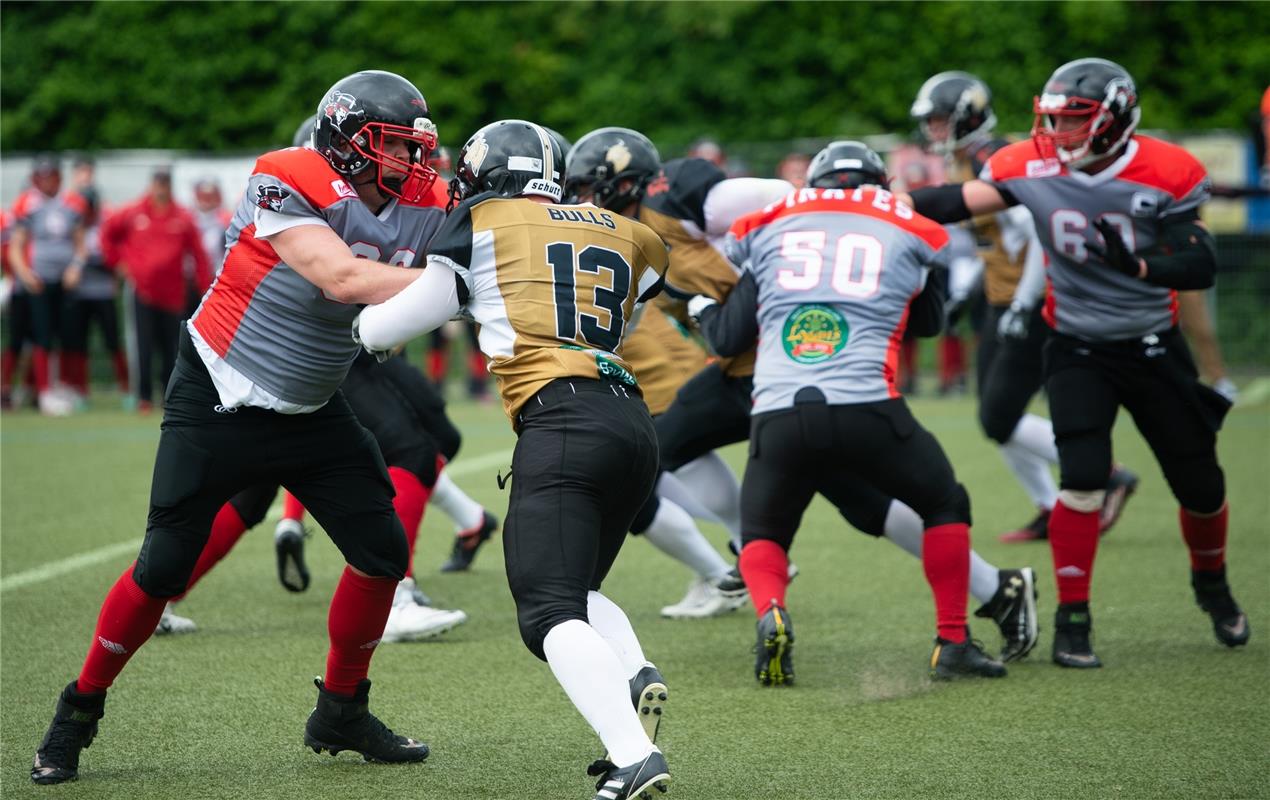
[
  {"x1": 944, "y1": 296, "x2": 967, "y2": 329},
  {"x1": 996, "y1": 302, "x2": 1030, "y2": 342},
  {"x1": 1087, "y1": 218, "x2": 1142, "y2": 278}
]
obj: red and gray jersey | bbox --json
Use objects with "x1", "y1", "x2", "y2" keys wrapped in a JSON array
[
  {"x1": 190, "y1": 147, "x2": 447, "y2": 408},
  {"x1": 11, "y1": 189, "x2": 86, "y2": 282},
  {"x1": 195, "y1": 207, "x2": 232, "y2": 276},
  {"x1": 981, "y1": 135, "x2": 1210, "y2": 341},
  {"x1": 75, "y1": 223, "x2": 116, "y2": 300},
  {"x1": 727, "y1": 187, "x2": 949, "y2": 413}
]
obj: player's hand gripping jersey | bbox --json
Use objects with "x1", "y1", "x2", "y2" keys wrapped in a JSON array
[
  {"x1": 726, "y1": 186, "x2": 950, "y2": 414},
  {"x1": 981, "y1": 136, "x2": 1210, "y2": 341},
  {"x1": 190, "y1": 146, "x2": 447, "y2": 410},
  {"x1": 427, "y1": 194, "x2": 667, "y2": 423}
]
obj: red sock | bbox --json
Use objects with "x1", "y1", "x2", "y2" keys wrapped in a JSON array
[
  {"x1": 32, "y1": 346, "x2": 50, "y2": 393},
  {"x1": 1, "y1": 349, "x2": 16, "y2": 392},
  {"x1": 389, "y1": 466, "x2": 430, "y2": 579},
  {"x1": 111, "y1": 350, "x2": 130, "y2": 392},
  {"x1": 1180, "y1": 503, "x2": 1229, "y2": 572},
  {"x1": 178, "y1": 503, "x2": 250, "y2": 599},
  {"x1": 939, "y1": 336, "x2": 964, "y2": 388},
  {"x1": 77, "y1": 565, "x2": 168, "y2": 693},
  {"x1": 427, "y1": 349, "x2": 447, "y2": 383},
  {"x1": 467, "y1": 351, "x2": 487, "y2": 380},
  {"x1": 64, "y1": 351, "x2": 88, "y2": 394},
  {"x1": 282, "y1": 490, "x2": 306, "y2": 523},
  {"x1": 922, "y1": 523, "x2": 970, "y2": 643},
  {"x1": 738, "y1": 539, "x2": 790, "y2": 617},
  {"x1": 1049, "y1": 499, "x2": 1101, "y2": 605},
  {"x1": 324, "y1": 567, "x2": 397, "y2": 695}
]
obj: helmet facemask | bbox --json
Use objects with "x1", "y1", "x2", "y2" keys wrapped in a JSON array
[
  {"x1": 341, "y1": 120, "x2": 439, "y2": 203},
  {"x1": 1032, "y1": 79, "x2": 1139, "y2": 170}
]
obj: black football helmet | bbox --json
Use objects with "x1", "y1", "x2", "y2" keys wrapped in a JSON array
[
  {"x1": 292, "y1": 115, "x2": 315, "y2": 149},
  {"x1": 806, "y1": 141, "x2": 889, "y2": 190},
  {"x1": 910, "y1": 71, "x2": 996, "y2": 155},
  {"x1": 564, "y1": 127, "x2": 661, "y2": 210},
  {"x1": 312, "y1": 70, "x2": 439, "y2": 203},
  {"x1": 1032, "y1": 58, "x2": 1140, "y2": 169},
  {"x1": 448, "y1": 120, "x2": 566, "y2": 210}
]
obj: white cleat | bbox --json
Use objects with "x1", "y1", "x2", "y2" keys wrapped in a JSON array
[
  {"x1": 660, "y1": 577, "x2": 747, "y2": 619},
  {"x1": 380, "y1": 580, "x2": 467, "y2": 643},
  {"x1": 154, "y1": 603, "x2": 197, "y2": 636}
]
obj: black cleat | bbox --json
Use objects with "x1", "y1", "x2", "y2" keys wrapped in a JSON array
[
  {"x1": 754, "y1": 602, "x2": 794, "y2": 686},
  {"x1": 999, "y1": 509, "x2": 1050, "y2": 542},
  {"x1": 274, "y1": 519, "x2": 311, "y2": 593},
  {"x1": 929, "y1": 634, "x2": 1007, "y2": 680},
  {"x1": 714, "y1": 568, "x2": 748, "y2": 599},
  {"x1": 1053, "y1": 603, "x2": 1102, "y2": 668},
  {"x1": 974, "y1": 568, "x2": 1039, "y2": 662},
  {"x1": 1099, "y1": 466, "x2": 1138, "y2": 534},
  {"x1": 587, "y1": 750, "x2": 670, "y2": 800},
  {"x1": 439, "y1": 511, "x2": 499, "y2": 572},
  {"x1": 629, "y1": 665, "x2": 668, "y2": 744},
  {"x1": 31, "y1": 681, "x2": 105, "y2": 785},
  {"x1": 1192, "y1": 567, "x2": 1251, "y2": 647},
  {"x1": 304, "y1": 678, "x2": 429, "y2": 763}
]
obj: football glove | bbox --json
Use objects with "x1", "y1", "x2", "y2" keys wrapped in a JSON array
[
  {"x1": 351, "y1": 314, "x2": 392, "y2": 363},
  {"x1": 997, "y1": 302, "x2": 1030, "y2": 342},
  {"x1": 1087, "y1": 218, "x2": 1143, "y2": 279},
  {"x1": 686, "y1": 294, "x2": 718, "y2": 325}
]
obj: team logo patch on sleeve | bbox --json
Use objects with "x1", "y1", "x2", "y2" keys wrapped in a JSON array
[
  {"x1": 255, "y1": 184, "x2": 292, "y2": 212},
  {"x1": 782, "y1": 304, "x2": 848, "y2": 364}
]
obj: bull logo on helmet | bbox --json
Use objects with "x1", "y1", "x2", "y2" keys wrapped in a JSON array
[
  {"x1": 323, "y1": 92, "x2": 358, "y2": 127},
  {"x1": 606, "y1": 141, "x2": 633, "y2": 173}
]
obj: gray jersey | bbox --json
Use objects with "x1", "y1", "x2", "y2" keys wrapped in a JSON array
[
  {"x1": 190, "y1": 147, "x2": 447, "y2": 408},
  {"x1": 12, "y1": 188, "x2": 86, "y2": 282},
  {"x1": 982, "y1": 135, "x2": 1210, "y2": 341},
  {"x1": 726, "y1": 187, "x2": 950, "y2": 414},
  {"x1": 75, "y1": 223, "x2": 116, "y2": 300}
]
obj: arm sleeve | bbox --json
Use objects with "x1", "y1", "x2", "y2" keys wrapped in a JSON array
[
  {"x1": 1141, "y1": 217, "x2": 1217, "y2": 290},
  {"x1": 696, "y1": 270, "x2": 758, "y2": 357},
  {"x1": 703, "y1": 178, "x2": 794, "y2": 237},
  {"x1": 907, "y1": 265, "x2": 948, "y2": 338},
  {"x1": 356, "y1": 260, "x2": 464, "y2": 351}
]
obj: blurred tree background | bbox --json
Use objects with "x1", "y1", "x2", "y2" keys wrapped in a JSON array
[{"x1": 3, "y1": 0, "x2": 1268, "y2": 159}]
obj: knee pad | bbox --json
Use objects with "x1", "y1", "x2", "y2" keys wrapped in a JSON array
[
  {"x1": 979, "y1": 406, "x2": 1018, "y2": 445},
  {"x1": 133, "y1": 528, "x2": 207, "y2": 598},
  {"x1": 1058, "y1": 489, "x2": 1105, "y2": 513},
  {"x1": 1169, "y1": 458, "x2": 1225, "y2": 515},
  {"x1": 345, "y1": 518, "x2": 410, "y2": 580},
  {"x1": 433, "y1": 422, "x2": 462, "y2": 462},
  {"x1": 384, "y1": 434, "x2": 440, "y2": 489},
  {"x1": 629, "y1": 492, "x2": 660, "y2": 535},
  {"x1": 228, "y1": 483, "x2": 280, "y2": 529},
  {"x1": 515, "y1": 599, "x2": 587, "y2": 662},
  {"x1": 923, "y1": 482, "x2": 972, "y2": 528}
]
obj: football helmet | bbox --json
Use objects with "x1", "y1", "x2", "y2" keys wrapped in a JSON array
[
  {"x1": 806, "y1": 141, "x2": 889, "y2": 190},
  {"x1": 564, "y1": 127, "x2": 660, "y2": 210},
  {"x1": 910, "y1": 71, "x2": 996, "y2": 155},
  {"x1": 1031, "y1": 58, "x2": 1140, "y2": 170},
  {"x1": 292, "y1": 115, "x2": 315, "y2": 149},
  {"x1": 448, "y1": 120, "x2": 566, "y2": 210},
  {"x1": 312, "y1": 70, "x2": 439, "y2": 203}
]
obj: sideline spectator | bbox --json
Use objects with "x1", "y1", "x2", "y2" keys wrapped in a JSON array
[
  {"x1": 64, "y1": 188, "x2": 129, "y2": 400},
  {"x1": 190, "y1": 176, "x2": 231, "y2": 314},
  {"x1": 775, "y1": 152, "x2": 811, "y2": 189},
  {"x1": 101, "y1": 167, "x2": 211, "y2": 412}
]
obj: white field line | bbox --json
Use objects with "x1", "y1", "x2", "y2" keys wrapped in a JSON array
[{"x1": 0, "y1": 447, "x2": 513, "y2": 594}]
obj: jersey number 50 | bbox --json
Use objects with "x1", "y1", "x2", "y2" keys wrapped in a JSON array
[
  {"x1": 546, "y1": 242, "x2": 632, "y2": 352},
  {"x1": 777, "y1": 231, "x2": 883, "y2": 298}
]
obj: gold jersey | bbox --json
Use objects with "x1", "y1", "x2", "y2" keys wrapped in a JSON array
[
  {"x1": 949, "y1": 141, "x2": 1022, "y2": 306},
  {"x1": 430, "y1": 195, "x2": 667, "y2": 423},
  {"x1": 619, "y1": 304, "x2": 706, "y2": 416}
]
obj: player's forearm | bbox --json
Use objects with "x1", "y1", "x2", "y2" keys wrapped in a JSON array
[
  {"x1": 910, "y1": 180, "x2": 1011, "y2": 223},
  {"x1": 1140, "y1": 222, "x2": 1217, "y2": 290},
  {"x1": 357, "y1": 261, "x2": 461, "y2": 351},
  {"x1": 908, "y1": 268, "x2": 948, "y2": 338}
]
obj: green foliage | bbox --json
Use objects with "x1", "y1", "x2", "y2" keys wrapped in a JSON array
[{"x1": 3, "y1": 1, "x2": 1267, "y2": 155}]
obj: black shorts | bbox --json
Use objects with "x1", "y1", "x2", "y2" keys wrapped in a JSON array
[
  {"x1": 1044, "y1": 327, "x2": 1229, "y2": 510},
  {"x1": 976, "y1": 304, "x2": 1047, "y2": 444},
  {"x1": 504, "y1": 377, "x2": 659, "y2": 659},
  {"x1": 742, "y1": 398, "x2": 968, "y2": 549},
  {"x1": 133, "y1": 328, "x2": 406, "y2": 596},
  {"x1": 654, "y1": 363, "x2": 753, "y2": 472}
]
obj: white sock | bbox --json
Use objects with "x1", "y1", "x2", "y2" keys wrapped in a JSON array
[
  {"x1": 1000, "y1": 441, "x2": 1059, "y2": 511},
  {"x1": 543, "y1": 619, "x2": 653, "y2": 766},
  {"x1": 430, "y1": 471, "x2": 485, "y2": 532},
  {"x1": 882, "y1": 500, "x2": 1000, "y2": 606},
  {"x1": 656, "y1": 471, "x2": 723, "y2": 527},
  {"x1": 671, "y1": 452, "x2": 744, "y2": 550},
  {"x1": 587, "y1": 591, "x2": 647, "y2": 678},
  {"x1": 641, "y1": 500, "x2": 731, "y2": 581},
  {"x1": 1010, "y1": 413, "x2": 1059, "y2": 465}
]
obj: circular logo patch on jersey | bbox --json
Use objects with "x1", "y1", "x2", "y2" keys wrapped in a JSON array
[{"x1": 782, "y1": 304, "x2": 848, "y2": 364}]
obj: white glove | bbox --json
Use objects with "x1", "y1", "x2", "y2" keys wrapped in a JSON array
[
  {"x1": 687, "y1": 294, "x2": 718, "y2": 324},
  {"x1": 997, "y1": 302, "x2": 1031, "y2": 342}
]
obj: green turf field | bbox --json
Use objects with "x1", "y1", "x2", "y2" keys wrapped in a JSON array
[{"x1": 2, "y1": 392, "x2": 1268, "y2": 800}]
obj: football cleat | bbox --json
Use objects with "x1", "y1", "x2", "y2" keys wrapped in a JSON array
[
  {"x1": 274, "y1": 518, "x2": 311, "y2": 593},
  {"x1": 31, "y1": 681, "x2": 105, "y2": 784},
  {"x1": 439, "y1": 510, "x2": 499, "y2": 572},
  {"x1": 154, "y1": 602, "x2": 197, "y2": 636},
  {"x1": 1099, "y1": 466, "x2": 1138, "y2": 534},
  {"x1": 660, "y1": 577, "x2": 746, "y2": 619},
  {"x1": 1053, "y1": 604, "x2": 1102, "y2": 668},
  {"x1": 1192, "y1": 568, "x2": 1251, "y2": 647},
  {"x1": 397, "y1": 576, "x2": 433, "y2": 608},
  {"x1": 587, "y1": 750, "x2": 670, "y2": 800},
  {"x1": 304, "y1": 678, "x2": 429, "y2": 763},
  {"x1": 998, "y1": 509, "x2": 1051, "y2": 543},
  {"x1": 629, "y1": 664, "x2": 668, "y2": 745},
  {"x1": 973, "y1": 568, "x2": 1039, "y2": 661},
  {"x1": 929, "y1": 634, "x2": 1008, "y2": 680},
  {"x1": 714, "y1": 569, "x2": 748, "y2": 598},
  {"x1": 380, "y1": 580, "x2": 467, "y2": 643},
  {"x1": 754, "y1": 601, "x2": 795, "y2": 686}
]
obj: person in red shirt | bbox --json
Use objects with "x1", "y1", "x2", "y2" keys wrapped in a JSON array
[{"x1": 100, "y1": 167, "x2": 212, "y2": 412}]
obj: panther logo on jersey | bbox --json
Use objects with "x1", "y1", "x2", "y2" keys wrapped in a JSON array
[
  {"x1": 782, "y1": 304, "x2": 848, "y2": 364},
  {"x1": 323, "y1": 92, "x2": 358, "y2": 126},
  {"x1": 255, "y1": 183, "x2": 291, "y2": 213}
]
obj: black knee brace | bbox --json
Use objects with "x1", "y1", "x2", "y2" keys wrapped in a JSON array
[
  {"x1": 1057, "y1": 431, "x2": 1114, "y2": 492},
  {"x1": 132, "y1": 527, "x2": 210, "y2": 598}
]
